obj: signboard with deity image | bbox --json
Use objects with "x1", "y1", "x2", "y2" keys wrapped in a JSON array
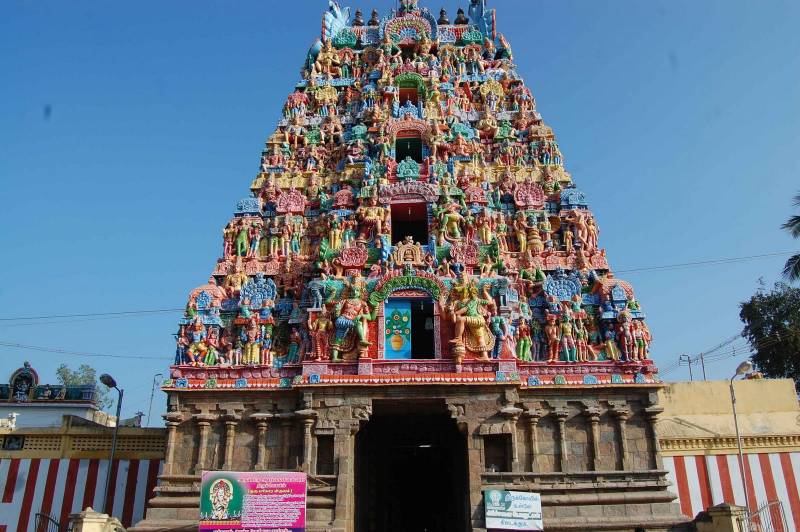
[
  {"x1": 200, "y1": 471, "x2": 307, "y2": 532},
  {"x1": 484, "y1": 490, "x2": 543, "y2": 531}
]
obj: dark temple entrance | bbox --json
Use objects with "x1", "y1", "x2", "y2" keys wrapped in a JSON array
[{"x1": 355, "y1": 401, "x2": 469, "y2": 532}]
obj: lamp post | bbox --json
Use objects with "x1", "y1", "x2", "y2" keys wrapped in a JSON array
[
  {"x1": 146, "y1": 373, "x2": 164, "y2": 428},
  {"x1": 730, "y1": 360, "x2": 753, "y2": 520},
  {"x1": 100, "y1": 373, "x2": 123, "y2": 515}
]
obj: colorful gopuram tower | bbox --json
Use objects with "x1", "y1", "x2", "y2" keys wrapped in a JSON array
[{"x1": 135, "y1": 2, "x2": 688, "y2": 530}]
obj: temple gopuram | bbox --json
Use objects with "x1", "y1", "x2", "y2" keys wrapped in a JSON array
[{"x1": 135, "y1": 1, "x2": 688, "y2": 530}]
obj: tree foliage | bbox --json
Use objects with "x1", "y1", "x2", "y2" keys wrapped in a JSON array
[
  {"x1": 55, "y1": 363, "x2": 112, "y2": 410},
  {"x1": 781, "y1": 193, "x2": 800, "y2": 281},
  {"x1": 739, "y1": 282, "x2": 800, "y2": 387}
]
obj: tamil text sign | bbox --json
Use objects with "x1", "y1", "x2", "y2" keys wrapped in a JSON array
[
  {"x1": 485, "y1": 490, "x2": 543, "y2": 531},
  {"x1": 200, "y1": 471, "x2": 307, "y2": 532}
]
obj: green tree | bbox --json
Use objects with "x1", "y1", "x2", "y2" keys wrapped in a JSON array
[
  {"x1": 55, "y1": 364, "x2": 113, "y2": 410},
  {"x1": 739, "y1": 282, "x2": 800, "y2": 387},
  {"x1": 781, "y1": 193, "x2": 800, "y2": 281}
]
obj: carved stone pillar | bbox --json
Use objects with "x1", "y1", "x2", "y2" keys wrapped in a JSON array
[
  {"x1": 163, "y1": 412, "x2": 183, "y2": 475},
  {"x1": 644, "y1": 405, "x2": 665, "y2": 470},
  {"x1": 554, "y1": 406, "x2": 570, "y2": 473},
  {"x1": 526, "y1": 408, "x2": 544, "y2": 472},
  {"x1": 333, "y1": 420, "x2": 361, "y2": 529},
  {"x1": 296, "y1": 407, "x2": 317, "y2": 473},
  {"x1": 610, "y1": 402, "x2": 631, "y2": 471},
  {"x1": 222, "y1": 416, "x2": 239, "y2": 470},
  {"x1": 193, "y1": 414, "x2": 216, "y2": 474},
  {"x1": 582, "y1": 402, "x2": 601, "y2": 471},
  {"x1": 250, "y1": 413, "x2": 273, "y2": 471},
  {"x1": 500, "y1": 405, "x2": 523, "y2": 472}
]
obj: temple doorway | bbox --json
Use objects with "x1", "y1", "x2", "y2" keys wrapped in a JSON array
[
  {"x1": 384, "y1": 297, "x2": 435, "y2": 360},
  {"x1": 391, "y1": 202, "x2": 428, "y2": 245},
  {"x1": 355, "y1": 401, "x2": 469, "y2": 532}
]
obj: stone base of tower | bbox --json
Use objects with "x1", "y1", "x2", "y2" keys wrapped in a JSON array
[{"x1": 132, "y1": 382, "x2": 690, "y2": 532}]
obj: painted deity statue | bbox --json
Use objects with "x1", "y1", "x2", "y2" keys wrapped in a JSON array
[
  {"x1": 331, "y1": 279, "x2": 376, "y2": 362},
  {"x1": 449, "y1": 280, "x2": 496, "y2": 360},
  {"x1": 308, "y1": 307, "x2": 333, "y2": 361}
]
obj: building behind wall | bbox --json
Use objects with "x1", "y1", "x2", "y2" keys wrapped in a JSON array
[{"x1": 659, "y1": 378, "x2": 800, "y2": 528}]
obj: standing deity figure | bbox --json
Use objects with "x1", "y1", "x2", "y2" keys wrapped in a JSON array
[
  {"x1": 449, "y1": 281, "x2": 496, "y2": 361},
  {"x1": 489, "y1": 310, "x2": 509, "y2": 360},
  {"x1": 530, "y1": 318, "x2": 544, "y2": 361},
  {"x1": 267, "y1": 217, "x2": 281, "y2": 258},
  {"x1": 515, "y1": 319, "x2": 533, "y2": 362},
  {"x1": 223, "y1": 222, "x2": 236, "y2": 258},
  {"x1": 513, "y1": 212, "x2": 528, "y2": 253},
  {"x1": 574, "y1": 315, "x2": 589, "y2": 362},
  {"x1": 174, "y1": 326, "x2": 189, "y2": 365},
  {"x1": 586, "y1": 216, "x2": 599, "y2": 251},
  {"x1": 242, "y1": 315, "x2": 261, "y2": 365},
  {"x1": 544, "y1": 313, "x2": 560, "y2": 363},
  {"x1": 235, "y1": 220, "x2": 250, "y2": 257},
  {"x1": 560, "y1": 313, "x2": 577, "y2": 362},
  {"x1": 616, "y1": 311, "x2": 635, "y2": 361},
  {"x1": 633, "y1": 320, "x2": 651, "y2": 360},
  {"x1": 247, "y1": 221, "x2": 262, "y2": 258},
  {"x1": 286, "y1": 327, "x2": 303, "y2": 364},
  {"x1": 331, "y1": 280, "x2": 375, "y2": 362},
  {"x1": 308, "y1": 307, "x2": 333, "y2": 361}
]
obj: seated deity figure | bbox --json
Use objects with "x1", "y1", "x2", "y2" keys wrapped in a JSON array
[
  {"x1": 356, "y1": 197, "x2": 387, "y2": 241},
  {"x1": 223, "y1": 261, "x2": 249, "y2": 298},
  {"x1": 449, "y1": 280, "x2": 496, "y2": 360},
  {"x1": 331, "y1": 279, "x2": 375, "y2": 362},
  {"x1": 186, "y1": 316, "x2": 209, "y2": 366},
  {"x1": 436, "y1": 201, "x2": 465, "y2": 244},
  {"x1": 312, "y1": 39, "x2": 341, "y2": 78}
]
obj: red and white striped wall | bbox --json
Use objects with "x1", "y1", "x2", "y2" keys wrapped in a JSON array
[
  {"x1": 0, "y1": 458, "x2": 162, "y2": 531},
  {"x1": 664, "y1": 452, "x2": 800, "y2": 529}
]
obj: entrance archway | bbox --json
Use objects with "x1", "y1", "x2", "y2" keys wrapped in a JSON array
[{"x1": 355, "y1": 401, "x2": 469, "y2": 532}]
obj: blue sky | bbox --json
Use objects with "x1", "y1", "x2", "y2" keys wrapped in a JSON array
[{"x1": 1, "y1": 0, "x2": 798, "y2": 421}]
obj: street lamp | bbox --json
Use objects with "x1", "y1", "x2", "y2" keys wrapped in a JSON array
[
  {"x1": 146, "y1": 373, "x2": 164, "y2": 428},
  {"x1": 100, "y1": 373, "x2": 124, "y2": 516},
  {"x1": 730, "y1": 360, "x2": 753, "y2": 520}
]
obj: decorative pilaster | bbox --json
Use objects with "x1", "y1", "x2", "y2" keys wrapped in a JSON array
[
  {"x1": 250, "y1": 413, "x2": 273, "y2": 471},
  {"x1": 609, "y1": 401, "x2": 631, "y2": 471},
  {"x1": 553, "y1": 405, "x2": 570, "y2": 473},
  {"x1": 162, "y1": 412, "x2": 183, "y2": 475},
  {"x1": 193, "y1": 414, "x2": 216, "y2": 474},
  {"x1": 295, "y1": 407, "x2": 318, "y2": 473},
  {"x1": 582, "y1": 402, "x2": 601, "y2": 471},
  {"x1": 645, "y1": 405, "x2": 665, "y2": 469},
  {"x1": 500, "y1": 405, "x2": 524, "y2": 472},
  {"x1": 526, "y1": 408, "x2": 544, "y2": 472},
  {"x1": 222, "y1": 416, "x2": 240, "y2": 470}
]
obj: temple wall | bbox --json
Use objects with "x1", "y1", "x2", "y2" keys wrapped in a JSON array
[{"x1": 133, "y1": 384, "x2": 689, "y2": 531}]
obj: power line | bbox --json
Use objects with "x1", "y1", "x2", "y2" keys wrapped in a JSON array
[
  {"x1": 0, "y1": 308, "x2": 184, "y2": 322},
  {"x1": 615, "y1": 251, "x2": 794, "y2": 275},
  {"x1": 0, "y1": 251, "x2": 792, "y2": 323},
  {"x1": 0, "y1": 341, "x2": 165, "y2": 360}
]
